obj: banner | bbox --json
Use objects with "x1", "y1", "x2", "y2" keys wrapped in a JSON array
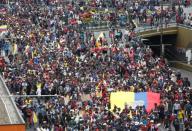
[
  {"x1": 96, "y1": 32, "x2": 104, "y2": 47},
  {"x1": 90, "y1": 47, "x2": 119, "y2": 53},
  {"x1": 110, "y1": 92, "x2": 160, "y2": 112},
  {"x1": 0, "y1": 25, "x2": 7, "y2": 33}
]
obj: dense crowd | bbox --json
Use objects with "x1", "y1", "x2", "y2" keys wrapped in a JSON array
[{"x1": 0, "y1": 0, "x2": 192, "y2": 131}]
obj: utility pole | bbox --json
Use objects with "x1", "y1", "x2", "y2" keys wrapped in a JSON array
[{"x1": 160, "y1": 0, "x2": 164, "y2": 57}]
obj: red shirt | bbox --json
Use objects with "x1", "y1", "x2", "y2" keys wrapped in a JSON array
[{"x1": 177, "y1": 79, "x2": 183, "y2": 86}]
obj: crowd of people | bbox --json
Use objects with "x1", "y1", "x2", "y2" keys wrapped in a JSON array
[{"x1": 0, "y1": 0, "x2": 192, "y2": 131}]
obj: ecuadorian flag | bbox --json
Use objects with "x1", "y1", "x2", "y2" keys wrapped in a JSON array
[{"x1": 110, "y1": 92, "x2": 160, "y2": 112}]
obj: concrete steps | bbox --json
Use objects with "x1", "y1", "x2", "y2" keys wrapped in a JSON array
[
  {"x1": 0, "y1": 76, "x2": 25, "y2": 125},
  {"x1": 0, "y1": 99, "x2": 10, "y2": 124}
]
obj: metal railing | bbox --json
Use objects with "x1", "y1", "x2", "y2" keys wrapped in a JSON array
[
  {"x1": 134, "y1": 23, "x2": 192, "y2": 35},
  {"x1": 78, "y1": 21, "x2": 192, "y2": 33},
  {"x1": 177, "y1": 23, "x2": 192, "y2": 30},
  {"x1": 0, "y1": 95, "x2": 59, "y2": 97},
  {"x1": 135, "y1": 22, "x2": 178, "y2": 32}
]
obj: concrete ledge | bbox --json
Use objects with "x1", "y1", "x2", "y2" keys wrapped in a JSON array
[
  {"x1": 173, "y1": 62, "x2": 192, "y2": 72},
  {"x1": 138, "y1": 26, "x2": 178, "y2": 37},
  {"x1": 140, "y1": 30, "x2": 178, "y2": 37}
]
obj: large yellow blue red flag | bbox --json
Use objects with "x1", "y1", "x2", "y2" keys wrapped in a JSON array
[
  {"x1": 110, "y1": 92, "x2": 160, "y2": 112},
  {"x1": 33, "y1": 111, "x2": 38, "y2": 124}
]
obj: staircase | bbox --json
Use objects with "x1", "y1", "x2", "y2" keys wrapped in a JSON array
[
  {"x1": 0, "y1": 75, "x2": 25, "y2": 125},
  {"x1": 165, "y1": 46, "x2": 187, "y2": 62},
  {"x1": 0, "y1": 99, "x2": 10, "y2": 124}
]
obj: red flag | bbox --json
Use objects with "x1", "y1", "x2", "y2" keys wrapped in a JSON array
[{"x1": 147, "y1": 92, "x2": 160, "y2": 112}]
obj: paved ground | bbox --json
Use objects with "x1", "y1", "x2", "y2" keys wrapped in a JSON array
[{"x1": 171, "y1": 67, "x2": 192, "y2": 82}]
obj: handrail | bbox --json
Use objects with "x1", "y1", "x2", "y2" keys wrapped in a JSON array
[
  {"x1": 74, "y1": 22, "x2": 191, "y2": 33},
  {"x1": 177, "y1": 24, "x2": 192, "y2": 30},
  {"x1": 135, "y1": 23, "x2": 192, "y2": 34},
  {"x1": 0, "y1": 75, "x2": 25, "y2": 124},
  {"x1": 84, "y1": 22, "x2": 192, "y2": 33},
  {"x1": 0, "y1": 95, "x2": 59, "y2": 97}
]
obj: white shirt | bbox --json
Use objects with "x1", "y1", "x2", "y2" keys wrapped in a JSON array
[
  {"x1": 173, "y1": 103, "x2": 180, "y2": 110},
  {"x1": 186, "y1": 49, "x2": 191, "y2": 60},
  {"x1": 36, "y1": 88, "x2": 41, "y2": 96}
]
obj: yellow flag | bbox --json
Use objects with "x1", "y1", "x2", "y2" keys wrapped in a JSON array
[
  {"x1": 36, "y1": 83, "x2": 42, "y2": 89},
  {"x1": 96, "y1": 91, "x2": 102, "y2": 97},
  {"x1": 96, "y1": 42, "x2": 101, "y2": 47},
  {"x1": 129, "y1": 110, "x2": 133, "y2": 119},
  {"x1": 33, "y1": 112, "x2": 38, "y2": 124},
  {"x1": 64, "y1": 62, "x2": 68, "y2": 67},
  {"x1": 32, "y1": 49, "x2": 37, "y2": 58},
  {"x1": 132, "y1": 20, "x2": 138, "y2": 28},
  {"x1": 57, "y1": 42, "x2": 61, "y2": 49},
  {"x1": 96, "y1": 80, "x2": 103, "y2": 91},
  {"x1": 96, "y1": 32, "x2": 105, "y2": 47},
  {"x1": 13, "y1": 43, "x2": 18, "y2": 55}
]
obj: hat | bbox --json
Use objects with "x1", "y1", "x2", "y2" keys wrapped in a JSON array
[
  {"x1": 135, "y1": 121, "x2": 139, "y2": 125},
  {"x1": 150, "y1": 120, "x2": 154, "y2": 123}
]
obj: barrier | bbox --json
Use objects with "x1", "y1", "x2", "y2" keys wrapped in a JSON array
[
  {"x1": 173, "y1": 62, "x2": 192, "y2": 72},
  {"x1": 0, "y1": 124, "x2": 25, "y2": 131}
]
